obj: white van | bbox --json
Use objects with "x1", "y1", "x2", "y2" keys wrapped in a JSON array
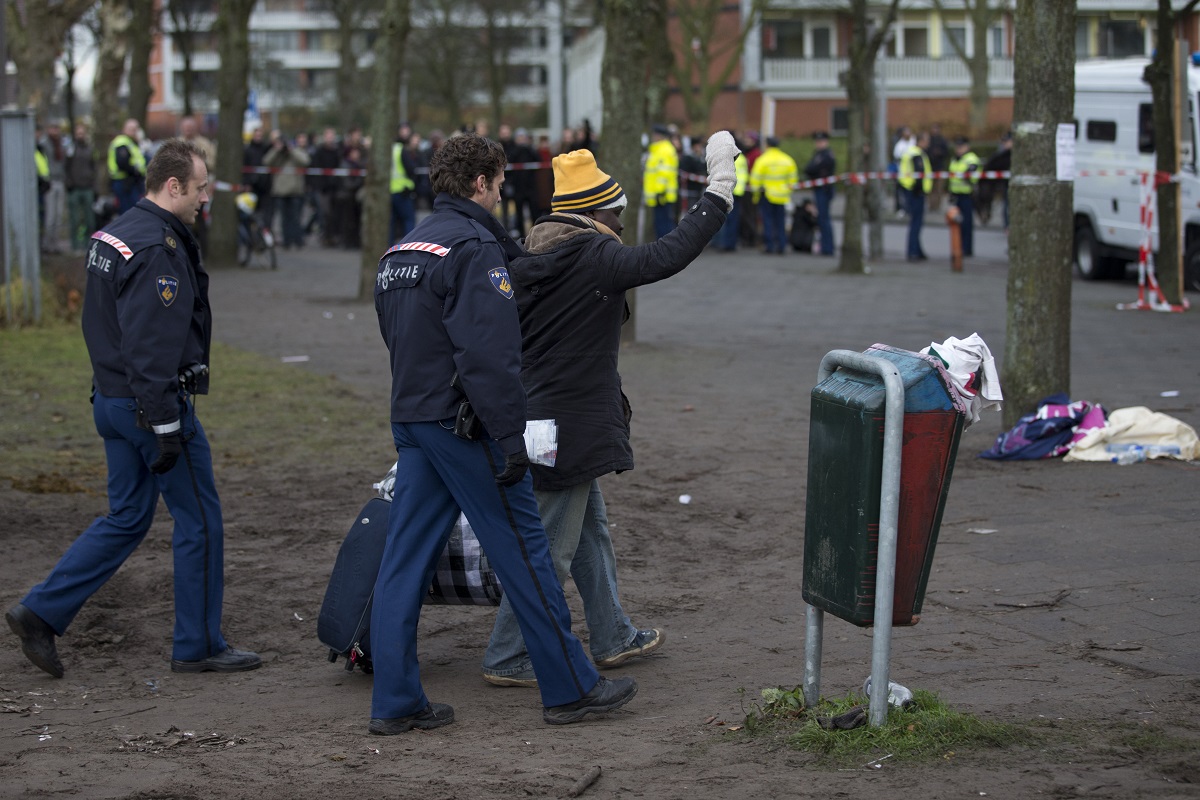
[{"x1": 1073, "y1": 57, "x2": 1200, "y2": 291}]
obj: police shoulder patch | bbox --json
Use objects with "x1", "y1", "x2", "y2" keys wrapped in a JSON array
[
  {"x1": 489, "y1": 267, "x2": 514, "y2": 299},
  {"x1": 165, "y1": 234, "x2": 178, "y2": 250},
  {"x1": 157, "y1": 276, "x2": 180, "y2": 307}
]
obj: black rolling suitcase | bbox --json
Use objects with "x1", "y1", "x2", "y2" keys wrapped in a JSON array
[
  {"x1": 318, "y1": 486, "x2": 504, "y2": 673},
  {"x1": 317, "y1": 497, "x2": 390, "y2": 673}
]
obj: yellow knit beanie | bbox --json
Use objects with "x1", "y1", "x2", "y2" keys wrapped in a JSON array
[{"x1": 550, "y1": 150, "x2": 626, "y2": 213}]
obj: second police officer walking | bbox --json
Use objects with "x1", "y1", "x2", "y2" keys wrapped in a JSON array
[
  {"x1": 370, "y1": 132, "x2": 638, "y2": 734},
  {"x1": 7, "y1": 139, "x2": 261, "y2": 679}
]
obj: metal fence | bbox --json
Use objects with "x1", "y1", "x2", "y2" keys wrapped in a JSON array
[{"x1": 2, "y1": 109, "x2": 41, "y2": 325}]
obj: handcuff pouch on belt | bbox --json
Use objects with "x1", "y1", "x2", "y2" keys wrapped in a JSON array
[{"x1": 450, "y1": 372, "x2": 483, "y2": 441}]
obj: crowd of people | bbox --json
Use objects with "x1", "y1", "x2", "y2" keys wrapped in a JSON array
[{"x1": 33, "y1": 114, "x2": 1011, "y2": 265}]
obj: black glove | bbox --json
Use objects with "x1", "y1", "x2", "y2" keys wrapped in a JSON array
[
  {"x1": 495, "y1": 449, "x2": 530, "y2": 488},
  {"x1": 149, "y1": 432, "x2": 184, "y2": 474}
]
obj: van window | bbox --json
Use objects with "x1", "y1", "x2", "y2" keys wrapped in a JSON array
[
  {"x1": 1138, "y1": 104, "x2": 1154, "y2": 154},
  {"x1": 1086, "y1": 120, "x2": 1117, "y2": 142}
]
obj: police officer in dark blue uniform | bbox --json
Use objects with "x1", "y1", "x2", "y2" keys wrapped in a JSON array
[
  {"x1": 6, "y1": 139, "x2": 261, "y2": 678},
  {"x1": 370, "y1": 132, "x2": 638, "y2": 734}
]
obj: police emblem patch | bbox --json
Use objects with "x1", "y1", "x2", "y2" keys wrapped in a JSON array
[
  {"x1": 157, "y1": 276, "x2": 180, "y2": 307},
  {"x1": 165, "y1": 235, "x2": 177, "y2": 250},
  {"x1": 488, "y1": 267, "x2": 514, "y2": 299}
]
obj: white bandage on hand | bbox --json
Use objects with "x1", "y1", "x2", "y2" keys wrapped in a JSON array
[{"x1": 704, "y1": 130, "x2": 740, "y2": 211}]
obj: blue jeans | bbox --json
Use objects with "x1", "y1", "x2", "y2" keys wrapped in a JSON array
[
  {"x1": 276, "y1": 194, "x2": 305, "y2": 247},
  {"x1": 814, "y1": 185, "x2": 835, "y2": 255},
  {"x1": 22, "y1": 392, "x2": 227, "y2": 662},
  {"x1": 483, "y1": 480, "x2": 637, "y2": 678},
  {"x1": 717, "y1": 196, "x2": 742, "y2": 250},
  {"x1": 953, "y1": 193, "x2": 974, "y2": 255},
  {"x1": 112, "y1": 177, "x2": 144, "y2": 216},
  {"x1": 653, "y1": 203, "x2": 677, "y2": 239},
  {"x1": 390, "y1": 192, "x2": 416, "y2": 243},
  {"x1": 906, "y1": 190, "x2": 926, "y2": 258},
  {"x1": 760, "y1": 201, "x2": 786, "y2": 253}
]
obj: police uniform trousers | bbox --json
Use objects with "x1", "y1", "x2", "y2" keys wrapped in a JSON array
[
  {"x1": 21, "y1": 392, "x2": 227, "y2": 662},
  {"x1": 952, "y1": 191, "x2": 975, "y2": 256},
  {"x1": 371, "y1": 421, "x2": 600, "y2": 719}
]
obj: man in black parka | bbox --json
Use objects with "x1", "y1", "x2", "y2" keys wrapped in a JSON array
[{"x1": 481, "y1": 133, "x2": 739, "y2": 686}]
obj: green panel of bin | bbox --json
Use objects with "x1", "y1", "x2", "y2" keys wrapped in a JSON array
[{"x1": 802, "y1": 344, "x2": 966, "y2": 627}]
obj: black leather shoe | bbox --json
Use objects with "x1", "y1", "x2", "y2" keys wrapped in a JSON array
[
  {"x1": 171, "y1": 647, "x2": 262, "y2": 673},
  {"x1": 543, "y1": 676, "x2": 638, "y2": 725},
  {"x1": 6, "y1": 604, "x2": 63, "y2": 679},
  {"x1": 369, "y1": 703, "x2": 455, "y2": 734}
]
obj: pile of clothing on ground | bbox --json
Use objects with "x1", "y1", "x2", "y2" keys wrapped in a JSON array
[{"x1": 979, "y1": 393, "x2": 1199, "y2": 462}]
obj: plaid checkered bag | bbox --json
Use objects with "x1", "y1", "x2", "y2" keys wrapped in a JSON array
[
  {"x1": 427, "y1": 515, "x2": 503, "y2": 606},
  {"x1": 375, "y1": 463, "x2": 503, "y2": 607}
]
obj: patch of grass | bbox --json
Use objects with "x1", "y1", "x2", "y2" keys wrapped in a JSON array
[
  {"x1": 0, "y1": 323, "x2": 393, "y2": 491},
  {"x1": 742, "y1": 686, "x2": 1027, "y2": 764}
]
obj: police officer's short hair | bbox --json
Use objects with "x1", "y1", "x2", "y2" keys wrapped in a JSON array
[
  {"x1": 430, "y1": 133, "x2": 507, "y2": 198},
  {"x1": 146, "y1": 138, "x2": 207, "y2": 194}
]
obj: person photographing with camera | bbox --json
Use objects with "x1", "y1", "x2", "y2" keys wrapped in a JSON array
[{"x1": 7, "y1": 139, "x2": 261, "y2": 679}]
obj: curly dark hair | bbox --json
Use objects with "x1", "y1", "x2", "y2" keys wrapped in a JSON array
[
  {"x1": 146, "y1": 138, "x2": 207, "y2": 194},
  {"x1": 430, "y1": 133, "x2": 507, "y2": 198}
]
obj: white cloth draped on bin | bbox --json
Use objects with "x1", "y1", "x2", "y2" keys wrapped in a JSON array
[{"x1": 920, "y1": 333, "x2": 1003, "y2": 426}]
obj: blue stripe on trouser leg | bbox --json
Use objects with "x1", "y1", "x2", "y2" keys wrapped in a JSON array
[
  {"x1": 369, "y1": 421, "x2": 599, "y2": 720},
  {"x1": 21, "y1": 393, "x2": 226, "y2": 661}
]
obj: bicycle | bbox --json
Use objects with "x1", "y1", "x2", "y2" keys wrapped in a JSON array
[{"x1": 235, "y1": 192, "x2": 277, "y2": 270}]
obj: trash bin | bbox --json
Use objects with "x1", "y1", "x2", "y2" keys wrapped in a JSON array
[{"x1": 802, "y1": 344, "x2": 966, "y2": 627}]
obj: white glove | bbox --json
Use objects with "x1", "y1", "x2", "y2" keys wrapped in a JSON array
[{"x1": 704, "y1": 130, "x2": 739, "y2": 211}]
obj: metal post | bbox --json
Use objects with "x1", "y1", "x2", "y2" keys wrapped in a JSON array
[
  {"x1": 802, "y1": 350, "x2": 905, "y2": 727},
  {"x1": 802, "y1": 604, "x2": 824, "y2": 707}
]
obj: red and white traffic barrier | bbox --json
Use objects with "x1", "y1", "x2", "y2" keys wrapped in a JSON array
[{"x1": 1118, "y1": 170, "x2": 1189, "y2": 312}]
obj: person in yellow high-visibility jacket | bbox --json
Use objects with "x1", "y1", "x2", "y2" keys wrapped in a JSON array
[
  {"x1": 716, "y1": 150, "x2": 748, "y2": 251},
  {"x1": 35, "y1": 144, "x2": 50, "y2": 238},
  {"x1": 748, "y1": 136, "x2": 798, "y2": 254},
  {"x1": 948, "y1": 135, "x2": 982, "y2": 257},
  {"x1": 898, "y1": 131, "x2": 932, "y2": 260},
  {"x1": 643, "y1": 125, "x2": 679, "y2": 238},
  {"x1": 107, "y1": 118, "x2": 146, "y2": 215}
]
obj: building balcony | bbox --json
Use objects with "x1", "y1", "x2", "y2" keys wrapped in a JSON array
[{"x1": 758, "y1": 56, "x2": 1015, "y2": 97}]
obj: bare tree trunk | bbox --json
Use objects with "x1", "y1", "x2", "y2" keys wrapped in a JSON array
[
  {"x1": 839, "y1": 0, "x2": 897, "y2": 274},
  {"x1": 642, "y1": 0, "x2": 673, "y2": 130},
  {"x1": 208, "y1": 0, "x2": 257, "y2": 269},
  {"x1": 335, "y1": 6, "x2": 361, "y2": 133},
  {"x1": 360, "y1": 0, "x2": 412, "y2": 299},
  {"x1": 1143, "y1": 0, "x2": 1200, "y2": 306},
  {"x1": 967, "y1": 21, "x2": 991, "y2": 137},
  {"x1": 1002, "y1": 0, "x2": 1075, "y2": 427},
  {"x1": 93, "y1": 0, "x2": 133, "y2": 149},
  {"x1": 602, "y1": 0, "x2": 666, "y2": 342},
  {"x1": 127, "y1": 0, "x2": 157, "y2": 129},
  {"x1": 4, "y1": 0, "x2": 93, "y2": 115}
]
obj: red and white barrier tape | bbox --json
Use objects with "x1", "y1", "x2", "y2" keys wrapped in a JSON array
[{"x1": 1118, "y1": 170, "x2": 1189, "y2": 312}]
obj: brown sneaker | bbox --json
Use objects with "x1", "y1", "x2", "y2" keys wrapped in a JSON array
[{"x1": 595, "y1": 629, "x2": 665, "y2": 668}]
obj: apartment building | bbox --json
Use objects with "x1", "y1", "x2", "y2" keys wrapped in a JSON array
[
  {"x1": 148, "y1": 0, "x2": 578, "y2": 136},
  {"x1": 649, "y1": 0, "x2": 1199, "y2": 140}
]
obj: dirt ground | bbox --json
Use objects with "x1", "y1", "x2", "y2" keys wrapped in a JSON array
[{"x1": 2, "y1": 237, "x2": 1199, "y2": 799}]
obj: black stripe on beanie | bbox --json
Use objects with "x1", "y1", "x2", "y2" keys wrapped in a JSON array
[{"x1": 552, "y1": 177, "x2": 624, "y2": 211}]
